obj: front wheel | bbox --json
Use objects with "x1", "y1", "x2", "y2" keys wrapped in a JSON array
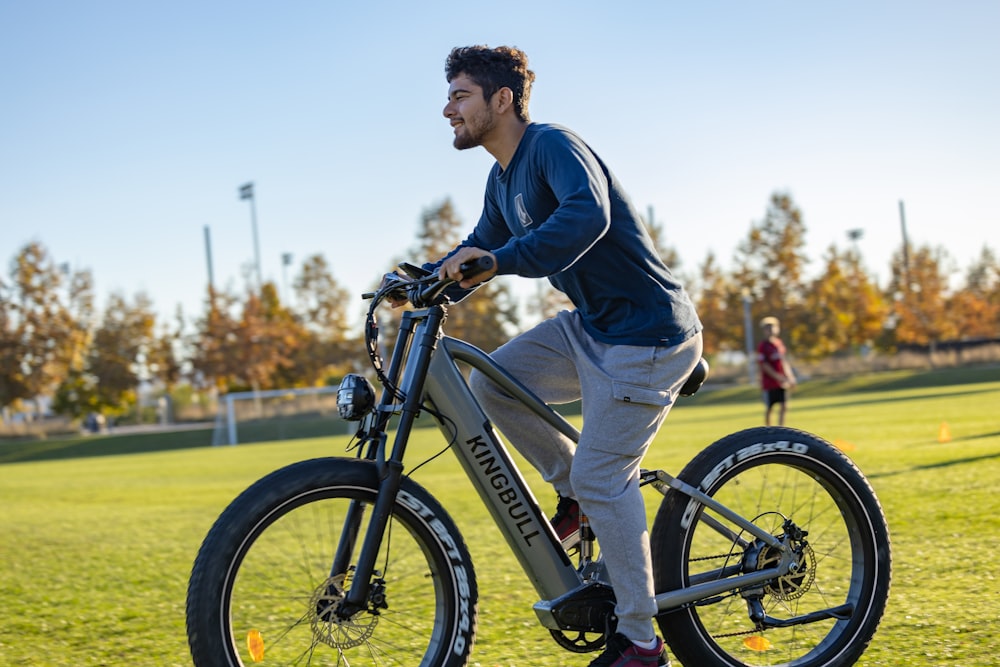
[
  {"x1": 651, "y1": 427, "x2": 891, "y2": 667},
  {"x1": 186, "y1": 457, "x2": 478, "y2": 666}
]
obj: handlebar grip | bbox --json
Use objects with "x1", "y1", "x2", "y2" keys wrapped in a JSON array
[{"x1": 458, "y1": 255, "x2": 495, "y2": 279}]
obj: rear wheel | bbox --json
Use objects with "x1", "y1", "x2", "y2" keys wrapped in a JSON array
[
  {"x1": 186, "y1": 457, "x2": 478, "y2": 666},
  {"x1": 651, "y1": 427, "x2": 890, "y2": 666}
]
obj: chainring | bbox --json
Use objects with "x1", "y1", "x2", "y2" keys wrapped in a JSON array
[{"x1": 549, "y1": 628, "x2": 607, "y2": 653}]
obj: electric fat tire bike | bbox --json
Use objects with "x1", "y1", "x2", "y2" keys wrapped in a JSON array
[{"x1": 186, "y1": 257, "x2": 891, "y2": 666}]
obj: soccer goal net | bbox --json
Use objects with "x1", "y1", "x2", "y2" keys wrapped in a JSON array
[{"x1": 211, "y1": 386, "x2": 347, "y2": 446}]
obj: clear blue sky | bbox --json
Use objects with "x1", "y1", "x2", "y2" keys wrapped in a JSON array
[{"x1": 2, "y1": 1, "x2": 997, "y2": 328}]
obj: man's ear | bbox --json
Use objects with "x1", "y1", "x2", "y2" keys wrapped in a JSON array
[{"x1": 494, "y1": 87, "x2": 515, "y2": 113}]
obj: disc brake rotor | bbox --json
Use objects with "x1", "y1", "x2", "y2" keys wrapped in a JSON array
[
  {"x1": 309, "y1": 574, "x2": 378, "y2": 649},
  {"x1": 758, "y1": 542, "x2": 817, "y2": 601}
]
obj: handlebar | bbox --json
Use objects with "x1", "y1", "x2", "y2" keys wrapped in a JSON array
[
  {"x1": 363, "y1": 255, "x2": 495, "y2": 308},
  {"x1": 361, "y1": 255, "x2": 495, "y2": 391}
]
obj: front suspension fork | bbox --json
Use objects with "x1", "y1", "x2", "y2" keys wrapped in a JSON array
[
  {"x1": 335, "y1": 307, "x2": 445, "y2": 618},
  {"x1": 335, "y1": 458, "x2": 405, "y2": 618}
]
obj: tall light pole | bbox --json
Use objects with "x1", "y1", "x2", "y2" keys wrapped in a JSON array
[
  {"x1": 899, "y1": 200, "x2": 911, "y2": 293},
  {"x1": 239, "y1": 182, "x2": 263, "y2": 288},
  {"x1": 742, "y1": 288, "x2": 755, "y2": 385},
  {"x1": 847, "y1": 228, "x2": 864, "y2": 249},
  {"x1": 281, "y1": 252, "x2": 293, "y2": 302},
  {"x1": 203, "y1": 225, "x2": 216, "y2": 304}
]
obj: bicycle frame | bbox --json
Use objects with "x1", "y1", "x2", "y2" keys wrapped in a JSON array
[{"x1": 339, "y1": 303, "x2": 799, "y2": 626}]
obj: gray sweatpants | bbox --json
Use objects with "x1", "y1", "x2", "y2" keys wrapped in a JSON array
[{"x1": 469, "y1": 309, "x2": 703, "y2": 643}]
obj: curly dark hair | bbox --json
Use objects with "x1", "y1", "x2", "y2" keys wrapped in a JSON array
[{"x1": 445, "y1": 45, "x2": 535, "y2": 122}]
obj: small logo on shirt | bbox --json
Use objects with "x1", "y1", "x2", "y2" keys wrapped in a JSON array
[{"x1": 515, "y1": 193, "x2": 533, "y2": 228}]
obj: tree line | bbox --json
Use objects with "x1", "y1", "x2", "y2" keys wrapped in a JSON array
[
  {"x1": 692, "y1": 193, "x2": 999, "y2": 361},
  {"x1": 2, "y1": 192, "x2": 998, "y2": 425}
]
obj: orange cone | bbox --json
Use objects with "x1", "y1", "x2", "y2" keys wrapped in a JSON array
[
  {"x1": 938, "y1": 422, "x2": 952, "y2": 443},
  {"x1": 833, "y1": 439, "x2": 856, "y2": 452}
]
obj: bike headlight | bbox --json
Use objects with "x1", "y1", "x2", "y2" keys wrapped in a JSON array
[{"x1": 337, "y1": 374, "x2": 376, "y2": 421}]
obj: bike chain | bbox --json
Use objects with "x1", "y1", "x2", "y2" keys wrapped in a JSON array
[
  {"x1": 713, "y1": 627, "x2": 767, "y2": 639},
  {"x1": 690, "y1": 552, "x2": 736, "y2": 563},
  {"x1": 682, "y1": 552, "x2": 772, "y2": 641},
  {"x1": 684, "y1": 544, "x2": 818, "y2": 639}
]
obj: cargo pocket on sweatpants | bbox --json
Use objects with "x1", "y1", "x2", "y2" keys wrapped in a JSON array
[{"x1": 611, "y1": 381, "x2": 673, "y2": 408}]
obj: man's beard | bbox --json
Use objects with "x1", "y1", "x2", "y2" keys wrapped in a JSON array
[{"x1": 452, "y1": 108, "x2": 496, "y2": 150}]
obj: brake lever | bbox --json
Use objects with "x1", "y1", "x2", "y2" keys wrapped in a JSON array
[
  {"x1": 398, "y1": 262, "x2": 432, "y2": 279},
  {"x1": 362, "y1": 272, "x2": 432, "y2": 301}
]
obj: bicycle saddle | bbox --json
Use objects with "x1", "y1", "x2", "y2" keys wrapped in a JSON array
[{"x1": 679, "y1": 357, "x2": 709, "y2": 397}]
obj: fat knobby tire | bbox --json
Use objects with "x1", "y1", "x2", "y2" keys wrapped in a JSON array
[
  {"x1": 651, "y1": 426, "x2": 891, "y2": 667},
  {"x1": 186, "y1": 457, "x2": 478, "y2": 667}
]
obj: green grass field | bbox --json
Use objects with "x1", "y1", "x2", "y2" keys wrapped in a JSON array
[{"x1": 1, "y1": 366, "x2": 998, "y2": 666}]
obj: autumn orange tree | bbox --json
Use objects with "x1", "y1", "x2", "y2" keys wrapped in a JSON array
[
  {"x1": 798, "y1": 245, "x2": 888, "y2": 359},
  {"x1": 1, "y1": 242, "x2": 93, "y2": 415},
  {"x1": 697, "y1": 192, "x2": 812, "y2": 361},
  {"x1": 60, "y1": 292, "x2": 159, "y2": 418},
  {"x1": 948, "y1": 246, "x2": 1000, "y2": 340},
  {"x1": 693, "y1": 251, "x2": 741, "y2": 357},
  {"x1": 189, "y1": 288, "x2": 244, "y2": 392},
  {"x1": 149, "y1": 307, "x2": 184, "y2": 394},
  {"x1": 886, "y1": 245, "x2": 954, "y2": 349},
  {"x1": 189, "y1": 259, "x2": 359, "y2": 394},
  {"x1": 693, "y1": 192, "x2": 900, "y2": 364},
  {"x1": 736, "y1": 192, "x2": 810, "y2": 327},
  {"x1": 882, "y1": 243, "x2": 1000, "y2": 353},
  {"x1": 289, "y1": 253, "x2": 357, "y2": 384}
]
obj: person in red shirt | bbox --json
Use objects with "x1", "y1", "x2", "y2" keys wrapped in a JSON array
[{"x1": 757, "y1": 316, "x2": 797, "y2": 425}]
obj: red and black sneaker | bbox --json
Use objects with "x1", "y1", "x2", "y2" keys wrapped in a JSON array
[
  {"x1": 551, "y1": 495, "x2": 580, "y2": 550},
  {"x1": 588, "y1": 633, "x2": 670, "y2": 666}
]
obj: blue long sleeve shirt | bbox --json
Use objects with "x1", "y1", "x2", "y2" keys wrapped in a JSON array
[{"x1": 443, "y1": 123, "x2": 701, "y2": 348}]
